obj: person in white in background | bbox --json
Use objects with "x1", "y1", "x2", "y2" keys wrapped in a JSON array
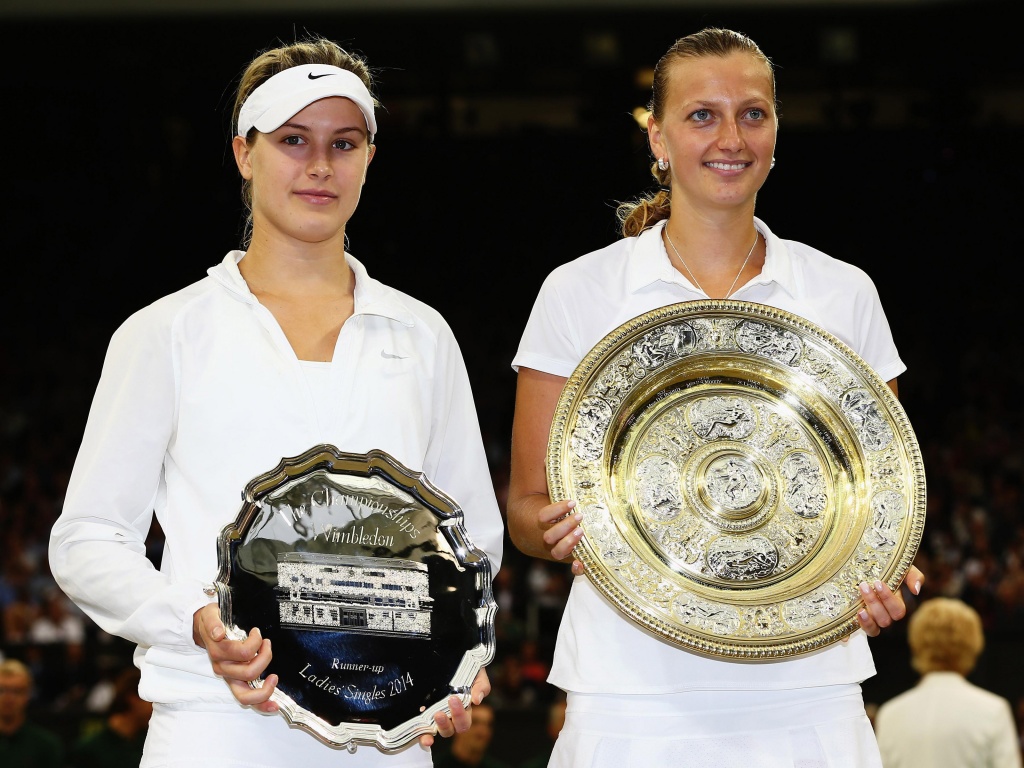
[
  {"x1": 875, "y1": 597, "x2": 1021, "y2": 768},
  {"x1": 27, "y1": 588, "x2": 86, "y2": 646},
  {"x1": 49, "y1": 35, "x2": 502, "y2": 768}
]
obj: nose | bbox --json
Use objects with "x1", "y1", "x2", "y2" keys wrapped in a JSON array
[
  {"x1": 307, "y1": 149, "x2": 333, "y2": 179},
  {"x1": 717, "y1": 118, "x2": 745, "y2": 152}
]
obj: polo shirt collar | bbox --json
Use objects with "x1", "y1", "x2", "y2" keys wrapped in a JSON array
[
  {"x1": 212, "y1": 251, "x2": 416, "y2": 327},
  {"x1": 346, "y1": 253, "x2": 417, "y2": 326},
  {"x1": 626, "y1": 217, "x2": 799, "y2": 299}
]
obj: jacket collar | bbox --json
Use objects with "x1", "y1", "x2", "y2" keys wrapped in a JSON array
[
  {"x1": 209, "y1": 251, "x2": 416, "y2": 327},
  {"x1": 627, "y1": 217, "x2": 798, "y2": 299}
]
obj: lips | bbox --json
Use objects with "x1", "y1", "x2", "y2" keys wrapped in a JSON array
[
  {"x1": 294, "y1": 189, "x2": 337, "y2": 204},
  {"x1": 705, "y1": 161, "x2": 750, "y2": 171}
]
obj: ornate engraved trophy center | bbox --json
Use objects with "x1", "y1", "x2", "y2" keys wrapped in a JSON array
[
  {"x1": 702, "y1": 453, "x2": 762, "y2": 514},
  {"x1": 548, "y1": 299, "x2": 926, "y2": 660}
]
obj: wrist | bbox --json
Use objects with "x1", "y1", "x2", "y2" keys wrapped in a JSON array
[{"x1": 192, "y1": 585, "x2": 219, "y2": 647}]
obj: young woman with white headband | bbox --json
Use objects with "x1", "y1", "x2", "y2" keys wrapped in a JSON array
[
  {"x1": 49, "y1": 36, "x2": 503, "y2": 767},
  {"x1": 508, "y1": 27, "x2": 924, "y2": 767}
]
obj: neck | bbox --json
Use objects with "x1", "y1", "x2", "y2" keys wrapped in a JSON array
[
  {"x1": 0, "y1": 713, "x2": 25, "y2": 735},
  {"x1": 240, "y1": 235, "x2": 353, "y2": 301},
  {"x1": 664, "y1": 204, "x2": 757, "y2": 257},
  {"x1": 662, "y1": 210, "x2": 763, "y2": 299}
]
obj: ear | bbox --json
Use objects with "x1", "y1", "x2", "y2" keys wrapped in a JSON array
[
  {"x1": 362, "y1": 143, "x2": 376, "y2": 184},
  {"x1": 232, "y1": 135, "x2": 254, "y2": 180},
  {"x1": 647, "y1": 114, "x2": 666, "y2": 163}
]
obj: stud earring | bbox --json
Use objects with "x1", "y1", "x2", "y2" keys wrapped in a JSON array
[
  {"x1": 770, "y1": 157, "x2": 776, "y2": 170},
  {"x1": 657, "y1": 157, "x2": 669, "y2": 171}
]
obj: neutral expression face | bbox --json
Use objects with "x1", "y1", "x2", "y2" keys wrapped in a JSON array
[
  {"x1": 0, "y1": 672, "x2": 30, "y2": 719},
  {"x1": 648, "y1": 51, "x2": 777, "y2": 214},
  {"x1": 462, "y1": 704, "x2": 494, "y2": 750},
  {"x1": 233, "y1": 96, "x2": 375, "y2": 247}
]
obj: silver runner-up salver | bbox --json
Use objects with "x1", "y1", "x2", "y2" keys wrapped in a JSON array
[
  {"x1": 213, "y1": 445, "x2": 496, "y2": 752},
  {"x1": 547, "y1": 300, "x2": 926, "y2": 660}
]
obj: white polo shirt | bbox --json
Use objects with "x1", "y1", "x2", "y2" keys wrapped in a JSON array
[
  {"x1": 513, "y1": 217, "x2": 905, "y2": 693},
  {"x1": 51, "y1": 251, "x2": 503, "y2": 707}
]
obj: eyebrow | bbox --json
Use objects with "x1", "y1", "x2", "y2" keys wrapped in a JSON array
[
  {"x1": 278, "y1": 121, "x2": 367, "y2": 136},
  {"x1": 686, "y1": 96, "x2": 770, "y2": 106}
]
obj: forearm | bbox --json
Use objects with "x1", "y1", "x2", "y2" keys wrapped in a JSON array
[
  {"x1": 50, "y1": 530, "x2": 213, "y2": 650},
  {"x1": 507, "y1": 491, "x2": 575, "y2": 564},
  {"x1": 508, "y1": 491, "x2": 552, "y2": 560},
  {"x1": 426, "y1": 335, "x2": 505, "y2": 574},
  {"x1": 508, "y1": 367, "x2": 577, "y2": 563}
]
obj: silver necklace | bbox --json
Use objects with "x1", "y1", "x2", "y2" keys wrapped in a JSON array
[{"x1": 664, "y1": 227, "x2": 759, "y2": 299}]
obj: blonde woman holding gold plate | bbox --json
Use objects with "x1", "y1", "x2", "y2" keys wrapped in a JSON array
[{"x1": 509, "y1": 27, "x2": 923, "y2": 768}]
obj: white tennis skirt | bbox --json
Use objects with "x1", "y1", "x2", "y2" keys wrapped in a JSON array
[
  {"x1": 141, "y1": 702, "x2": 433, "y2": 768},
  {"x1": 548, "y1": 685, "x2": 882, "y2": 768}
]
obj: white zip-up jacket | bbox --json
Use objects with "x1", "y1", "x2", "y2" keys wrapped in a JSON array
[{"x1": 50, "y1": 251, "x2": 503, "y2": 706}]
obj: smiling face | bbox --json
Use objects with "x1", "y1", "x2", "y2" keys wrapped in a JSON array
[
  {"x1": 648, "y1": 51, "x2": 777, "y2": 216},
  {"x1": 232, "y1": 96, "x2": 375, "y2": 248}
]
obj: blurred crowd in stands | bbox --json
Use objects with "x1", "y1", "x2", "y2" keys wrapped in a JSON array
[{"x1": 2, "y1": 318, "x2": 1024, "y2": 764}]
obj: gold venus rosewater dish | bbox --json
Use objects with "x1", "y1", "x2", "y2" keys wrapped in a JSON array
[{"x1": 547, "y1": 300, "x2": 925, "y2": 659}]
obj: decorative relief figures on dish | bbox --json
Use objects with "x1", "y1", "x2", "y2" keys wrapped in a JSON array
[{"x1": 548, "y1": 301, "x2": 925, "y2": 658}]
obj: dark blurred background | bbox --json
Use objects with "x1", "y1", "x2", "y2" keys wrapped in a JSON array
[{"x1": 2, "y1": 0, "x2": 1023, "y2": 763}]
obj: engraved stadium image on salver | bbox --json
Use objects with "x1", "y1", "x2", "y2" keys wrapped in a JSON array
[{"x1": 277, "y1": 553, "x2": 434, "y2": 637}]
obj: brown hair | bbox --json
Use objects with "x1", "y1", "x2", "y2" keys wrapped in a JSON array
[
  {"x1": 908, "y1": 597, "x2": 985, "y2": 676},
  {"x1": 616, "y1": 28, "x2": 776, "y2": 238},
  {"x1": 231, "y1": 36, "x2": 377, "y2": 244}
]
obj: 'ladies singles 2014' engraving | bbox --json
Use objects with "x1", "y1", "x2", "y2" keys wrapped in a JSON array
[{"x1": 299, "y1": 661, "x2": 415, "y2": 701}]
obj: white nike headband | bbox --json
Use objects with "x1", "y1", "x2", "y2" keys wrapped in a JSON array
[{"x1": 236, "y1": 63, "x2": 377, "y2": 140}]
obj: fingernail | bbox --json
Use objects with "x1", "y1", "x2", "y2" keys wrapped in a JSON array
[
  {"x1": 914, "y1": 580, "x2": 922, "y2": 594},
  {"x1": 874, "y1": 580, "x2": 885, "y2": 592},
  {"x1": 574, "y1": 513, "x2": 583, "y2": 522},
  {"x1": 567, "y1": 500, "x2": 577, "y2": 509},
  {"x1": 858, "y1": 610, "x2": 869, "y2": 623},
  {"x1": 859, "y1": 582, "x2": 871, "y2": 595},
  {"x1": 573, "y1": 526, "x2": 584, "y2": 538}
]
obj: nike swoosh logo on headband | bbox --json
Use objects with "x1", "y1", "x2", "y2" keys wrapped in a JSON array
[{"x1": 307, "y1": 72, "x2": 335, "y2": 80}]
